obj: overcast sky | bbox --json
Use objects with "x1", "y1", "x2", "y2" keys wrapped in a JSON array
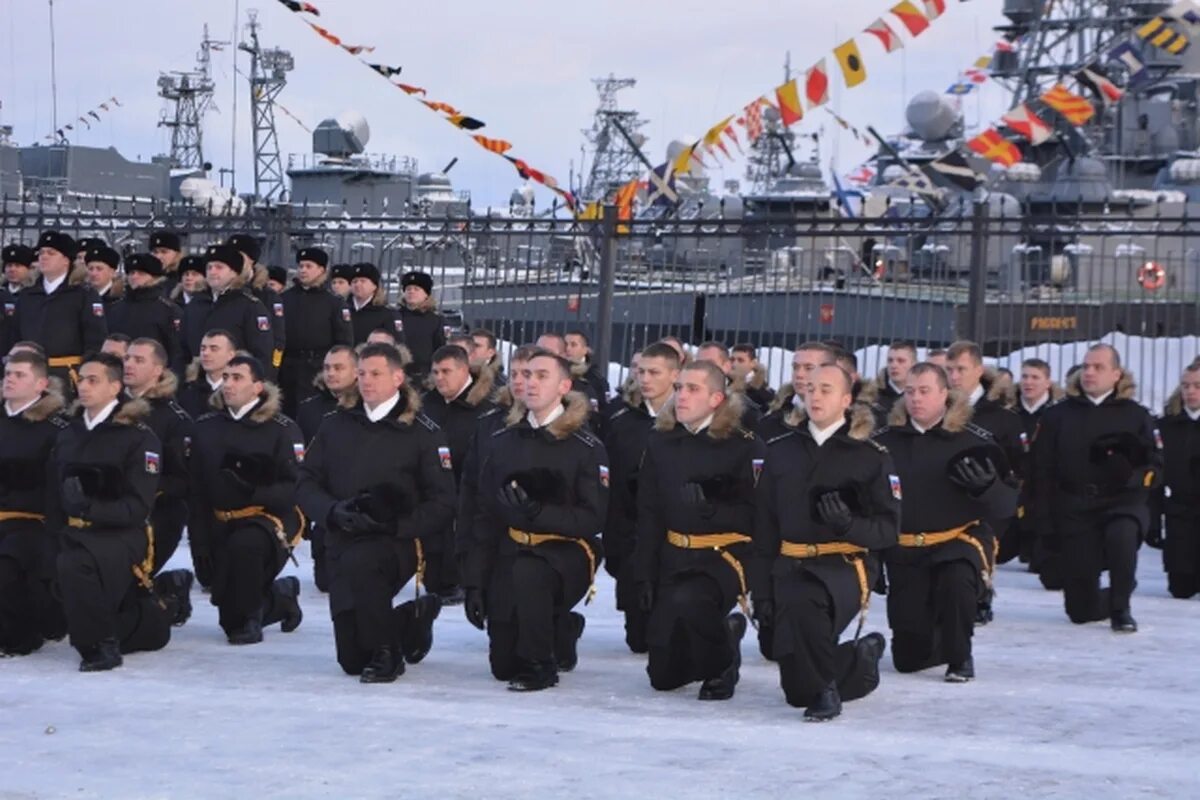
[{"x1": 1, "y1": 0, "x2": 1011, "y2": 206}]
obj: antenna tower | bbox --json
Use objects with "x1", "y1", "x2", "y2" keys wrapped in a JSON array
[
  {"x1": 240, "y1": 9, "x2": 293, "y2": 203},
  {"x1": 582, "y1": 75, "x2": 648, "y2": 202},
  {"x1": 157, "y1": 25, "x2": 224, "y2": 170}
]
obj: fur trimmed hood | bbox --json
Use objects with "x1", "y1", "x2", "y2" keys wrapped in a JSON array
[
  {"x1": 17, "y1": 390, "x2": 65, "y2": 422},
  {"x1": 403, "y1": 293, "x2": 437, "y2": 313},
  {"x1": 768, "y1": 383, "x2": 798, "y2": 414},
  {"x1": 505, "y1": 390, "x2": 590, "y2": 440},
  {"x1": 171, "y1": 277, "x2": 207, "y2": 302},
  {"x1": 1009, "y1": 381, "x2": 1064, "y2": 410},
  {"x1": 68, "y1": 396, "x2": 151, "y2": 427},
  {"x1": 887, "y1": 389, "x2": 972, "y2": 433},
  {"x1": 310, "y1": 372, "x2": 360, "y2": 409},
  {"x1": 785, "y1": 401, "x2": 876, "y2": 439},
  {"x1": 622, "y1": 382, "x2": 645, "y2": 409},
  {"x1": 208, "y1": 382, "x2": 283, "y2": 424},
  {"x1": 654, "y1": 390, "x2": 745, "y2": 440},
  {"x1": 1065, "y1": 369, "x2": 1137, "y2": 402},
  {"x1": 250, "y1": 263, "x2": 269, "y2": 291},
  {"x1": 463, "y1": 364, "x2": 496, "y2": 407},
  {"x1": 137, "y1": 370, "x2": 179, "y2": 401},
  {"x1": 744, "y1": 363, "x2": 769, "y2": 391}
]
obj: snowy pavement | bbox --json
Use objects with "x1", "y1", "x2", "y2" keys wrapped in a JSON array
[{"x1": 2, "y1": 546, "x2": 1198, "y2": 799}]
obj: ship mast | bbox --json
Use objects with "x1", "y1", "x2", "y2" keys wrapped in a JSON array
[
  {"x1": 239, "y1": 10, "x2": 293, "y2": 203},
  {"x1": 581, "y1": 75, "x2": 648, "y2": 202},
  {"x1": 745, "y1": 54, "x2": 799, "y2": 194},
  {"x1": 157, "y1": 25, "x2": 224, "y2": 171}
]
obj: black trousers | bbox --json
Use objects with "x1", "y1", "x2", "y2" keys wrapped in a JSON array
[
  {"x1": 614, "y1": 558, "x2": 648, "y2": 653},
  {"x1": 0, "y1": 556, "x2": 62, "y2": 653},
  {"x1": 886, "y1": 558, "x2": 977, "y2": 673},
  {"x1": 421, "y1": 526, "x2": 460, "y2": 595},
  {"x1": 1062, "y1": 515, "x2": 1139, "y2": 623},
  {"x1": 774, "y1": 574, "x2": 879, "y2": 708},
  {"x1": 487, "y1": 552, "x2": 588, "y2": 680},
  {"x1": 646, "y1": 573, "x2": 736, "y2": 691},
  {"x1": 150, "y1": 498, "x2": 188, "y2": 575},
  {"x1": 329, "y1": 536, "x2": 419, "y2": 675},
  {"x1": 213, "y1": 523, "x2": 288, "y2": 635},
  {"x1": 57, "y1": 537, "x2": 170, "y2": 654},
  {"x1": 1163, "y1": 515, "x2": 1200, "y2": 599},
  {"x1": 278, "y1": 356, "x2": 321, "y2": 419}
]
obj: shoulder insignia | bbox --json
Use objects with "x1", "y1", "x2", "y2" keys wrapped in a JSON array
[
  {"x1": 479, "y1": 406, "x2": 502, "y2": 419},
  {"x1": 168, "y1": 401, "x2": 190, "y2": 421},
  {"x1": 610, "y1": 407, "x2": 629, "y2": 422},
  {"x1": 864, "y1": 437, "x2": 889, "y2": 454},
  {"x1": 573, "y1": 429, "x2": 600, "y2": 448},
  {"x1": 765, "y1": 430, "x2": 797, "y2": 446},
  {"x1": 869, "y1": 426, "x2": 892, "y2": 439},
  {"x1": 272, "y1": 414, "x2": 293, "y2": 427},
  {"x1": 196, "y1": 411, "x2": 221, "y2": 423},
  {"x1": 49, "y1": 414, "x2": 70, "y2": 430},
  {"x1": 965, "y1": 422, "x2": 995, "y2": 441},
  {"x1": 416, "y1": 413, "x2": 439, "y2": 432},
  {"x1": 736, "y1": 426, "x2": 756, "y2": 440}
]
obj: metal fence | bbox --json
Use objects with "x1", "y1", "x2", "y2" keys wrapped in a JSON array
[{"x1": 3, "y1": 194, "x2": 1198, "y2": 400}]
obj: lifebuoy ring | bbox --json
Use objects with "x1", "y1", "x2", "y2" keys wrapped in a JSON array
[{"x1": 1138, "y1": 261, "x2": 1165, "y2": 291}]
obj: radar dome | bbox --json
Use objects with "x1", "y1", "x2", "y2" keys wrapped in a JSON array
[
  {"x1": 906, "y1": 91, "x2": 958, "y2": 142},
  {"x1": 313, "y1": 112, "x2": 371, "y2": 158}
]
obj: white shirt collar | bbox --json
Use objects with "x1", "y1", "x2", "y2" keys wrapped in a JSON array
[
  {"x1": 792, "y1": 392, "x2": 805, "y2": 410},
  {"x1": 684, "y1": 413, "x2": 715, "y2": 435},
  {"x1": 43, "y1": 272, "x2": 67, "y2": 295},
  {"x1": 808, "y1": 417, "x2": 845, "y2": 446},
  {"x1": 644, "y1": 392, "x2": 671, "y2": 418},
  {"x1": 912, "y1": 415, "x2": 944, "y2": 434},
  {"x1": 448, "y1": 378, "x2": 472, "y2": 403},
  {"x1": 1186, "y1": 406, "x2": 1200, "y2": 421},
  {"x1": 968, "y1": 384, "x2": 985, "y2": 406},
  {"x1": 228, "y1": 398, "x2": 260, "y2": 421},
  {"x1": 206, "y1": 376, "x2": 223, "y2": 391},
  {"x1": 527, "y1": 402, "x2": 566, "y2": 430},
  {"x1": 1087, "y1": 390, "x2": 1113, "y2": 406},
  {"x1": 1021, "y1": 393, "x2": 1050, "y2": 414},
  {"x1": 97, "y1": 282, "x2": 113, "y2": 297},
  {"x1": 365, "y1": 392, "x2": 401, "y2": 423},
  {"x1": 353, "y1": 297, "x2": 370, "y2": 311},
  {"x1": 888, "y1": 378, "x2": 903, "y2": 394},
  {"x1": 83, "y1": 399, "x2": 119, "y2": 430},
  {"x1": 7, "y1": 283, "x2": 22, "y2": 294},
  {"x1": 5, "y1": 396, "x2": 40, "y2": 417}
]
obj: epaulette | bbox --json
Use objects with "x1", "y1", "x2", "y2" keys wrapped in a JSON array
[
  {"x1": 609, "y1": 406, "x2": 630, "y2": 422},
  {"x1": 965, "y1": 422, "x2": 995, "y2": 441},
  {"x1": 167, "y1": 400, "x2": 190, "y2": 422},
  {"x1": 196, "y1": 411, "x2": 221, "y2": 423},
  {"x1": 49, "y1": 414, "x2": 71, "y2": 430},
  {"x1": 864, "y1": 437, "x2": 889, "y2": 454},
  {"x1": 869, "y1": 426, "x2": 892, "y2": 440},
  {"x1": 573, "y1": 429, "x2": 601, "y2": 448},
  {"x1": 271, "y1": 414, "x2": 292, "y2": 427},
  {"x1": 735, "y1": 425, "x2": 756, "y2": 441},
  {"x1": 416, "y1": 413, "x2": 439, "y2": 432},
  {"x1": 765, "y1": 430, "x2": 796, "y2": 446},
  {"x1": 479, "y1": 406, "x2": 503, "y2": 419}
]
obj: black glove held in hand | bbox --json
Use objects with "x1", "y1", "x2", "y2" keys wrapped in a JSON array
[
  {"x1": 753, "y1": 597, "x2": 775, "y2": 627},
  {"x1": 61, "y1": 476, "x2": 89, "y2": 517},
  {"x1": 817, "y1": 492, "x2": 853, "y2": 533},
  {"x1": 464, "y1": 588, "x2": 487, "y2": 630},
  {"x1": 328, "y1": 499, "x2": 378, "y2": 536},
  {"x1": 950, "y1": 456, "x2": 996, "y2": 494},
  {"x1": 498, "y1": 482, "x2": 542, "y2": 519}
]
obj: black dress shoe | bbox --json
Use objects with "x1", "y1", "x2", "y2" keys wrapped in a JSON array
[
  {"x1": 507, "y1": 660, "x2": 559, "y2": 692},
  {"x1": 227, "y1": 618, "x2": 263, "y2": 646},
  {"x1": 360, "y1": 646, "x2": 405, "y2": 683},
  {"x1": 275, "y1": 576, "x2": 303, "y2": 633},
  {"x1": 804, "y1": 682, "x2": 843, "y2": 722},
  {"x1": 399, "y1": 593, "x2": 443, "y2": 665},
  {"x1": 155, "y1": 569, "x2": 194, "y2": 626},
  {"x1": 1111, "y1": 609, "x2": 1138, "y2": 633},
  {"x1": 945, "y1": 656, "x2": 975, "y2": 683},
  {"x1": 79, "y1": 638, "x2": 123, "y2": 672},
  {"x1": 556, "y1": 612, "x2": 586, "y2": 673},
  {"x1": 698, "y1": 613, "x2": 747, "y2": 701}
]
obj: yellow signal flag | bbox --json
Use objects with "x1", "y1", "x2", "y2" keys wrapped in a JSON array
[{"x1": 833, "y1": 39, "x2": 868, "y2": 88}]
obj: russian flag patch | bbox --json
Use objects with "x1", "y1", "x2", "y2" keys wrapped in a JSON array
[{"x1": 889, "y1": 474, "x2": 903, "y2": 500}]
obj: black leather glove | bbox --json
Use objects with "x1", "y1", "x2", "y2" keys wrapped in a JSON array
[
  {"x1": 498, "y1": 482, "x2": 542, "y2": 519},
  {"x1": 637, "y1": 582, "x2": 655, "y2": 613},
  {"x1": 464, "y1": 588, "x2": 486, "y2": 630},
  {"x1": 1145, "y1": 524, "x2": 1164, "y2": 550},
  {"x1": 61, "y1": 476, "x2": 90, "y2": 517},
  {"x1": 753, "y1": 597, "x2": 775, "y2": 628},
  {"x1": 680, "y1": 482, "x2": 716, "y2": 517},
  {"x1": 327, "y1": 500, "x2": 379, "y2": 536},
  {"x1": 817, "y1": 492, "x2": 853, "y2": 533},
  {"x1": 950, "y1": 456, "x2": 996, "y2": 494}
]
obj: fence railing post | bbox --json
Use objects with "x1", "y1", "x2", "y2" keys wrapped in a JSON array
[
  {"x1": 594, "y1": 204, "x2": 618, "y2": 372},
  {"x1": 964, "y1": 199, "x2": 990, "y2": 344}
]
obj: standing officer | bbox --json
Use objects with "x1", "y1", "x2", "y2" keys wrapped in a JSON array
[
  {"x1": 226, "y1": 234, "x2": 285, "y2": 378},
  {"x1": 754, "y1": 365, "x2": 897, "y2": 720},
  {"x1": 6, "y1": 231, "x2": 107, "y2": 391},
  {"x1": 329, "y1": 264, "x2": 353, "y2": 300},
  {"x1": 296, "y1": 343, "x2": 455, "y2": 682},
  {"x1": 0, "y1": 350, "x2": 69, "y2": 656},
  {"x1": 1149, "y1": 360, "x2": 1200, "y2": 598},
  {"x1": 861, "y1": 340, "x2": 917, "y2": 416},
  {"x1": 278, "y1": 247, "x2": 352, "y2": 417},
  {"x1": 396, "y1": 271, "x2": 447, "y2": 381},
  {"x1": 873, "y1": 363, "x2": 1017, "y2": 681},
  {"x1": 464, "y1": 351, "x2": 607, "y2": 691},
  {"x1": 348, "y1": 263, "x2": 398, "y2": 346},
  {"x1": 187, "y1": 355, "x2": 304, "y2": 645},
  {"x1": 123, "y1": 338, "x2": 192, "y2": 574},
  {"x1": 421, "y1": 344, "x2": 498, "y2": 602},
  {"x1": 1014, "y1": 358, "x2": 1061, "y2": 575},
  {"x1": 181, "y1": 244, "x2": 274, "y2": 369},
  {"x1": 602, "y1": 341, "x2": 679, "y2": 654},
  {"x1": 633, "y1": 360, "x2": 762, "y2": 701},
  {"x1": 148, "y1": 230, "x2": 185, "y2": 296},
  {"x1": 51, "y1": 352, "x2": 190, "y2": 671},
  {"x1": 1, "y1": 244, "x2": 37, "y2": 349},
  {"x1": 1031, "y1": 344, "x2": 1160, "y2": 632},
  {"x1": 757, "y1": 342, "x2": 835, "y2": 440},
  {"x1": 106, "y1": 253, "x2": 184, "y2": 375}
]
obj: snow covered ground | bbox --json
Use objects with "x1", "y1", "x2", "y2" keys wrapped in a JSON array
[{"x1": 2, "y1": 545, "x2": 1198, "y2": 799}]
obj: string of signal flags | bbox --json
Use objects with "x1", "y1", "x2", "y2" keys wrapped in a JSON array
[
  {"x1": 44, "y1": 97, "x2": 123, "y2": 142},
  {"x1": 272, "y1": 0, "x2": 580, "y2": 210},
  {"x1": 870, "y1": 0, "x2": 1200, "y2": 201},
  {"x1": 587, "y1": 0, "x2": 958, "y2": 221}
]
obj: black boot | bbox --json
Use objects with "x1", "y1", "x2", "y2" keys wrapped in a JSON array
[
  {"x1": 155, "y1": 569, "x2": 194, "y2": 627},
  {"x1": 944, "y1": 656, "x2": 975, "y2": 683},
  {"x1": 227, "y1": 617, "x2": 263, "y2": 646},
  {"x1": 79, "y1": 638, "x2": 123, "y2": 672},
  {"x1": 1, "y1": 634, "x2": 45, "y2": 657},
  {"x1": 855, "y1": 632, "x2": 887, "y2": 695},
  {"x1": 556, "y1": 612, "x2": 586, "y2": 673},
  {"x1": 804, "y1": 682, "x2": 843, "y2": 722},
  {"x1": 360, "y1": 646, "x2": 405, "y2": 683},
  {"x1": 1111, "y1": 608, "x2": 1138, "y2": 633},
  {"x1": 975, "y1": 586, "x2": 994, "y2": 627},
  {"x1": 508, "y1": 659, "x2": 559, "y2": 692},
  {"x1": 274, "y1": 576, "x2": 303, "y2": 633},
  {"x1": 698, "y1": 613, "x2": 746, "y2": 701},
  {"x1": 398, "y1": 594, "x2": 442, "y2": 665}
]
